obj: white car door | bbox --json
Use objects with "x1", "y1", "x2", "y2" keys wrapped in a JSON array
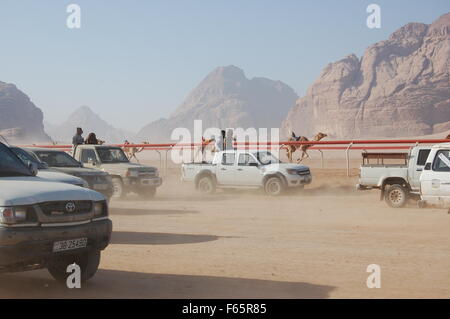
[
  {"x1": 235, "y1": 153, "x2": 263, "y2": 186},
  {"x1": 432, "y1": 150, "x2": 450, "y2": 205},
  {"x1": 216, "y1": 152, "x2": 236, "y2": 185},
  {"x1": 410, "y1": 148, "x2": 431, "y2": 189},
  {"x1": 421, "y1": 149, "x2": 450, "y2": 206}
]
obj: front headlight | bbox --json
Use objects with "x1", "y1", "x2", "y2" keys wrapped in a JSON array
[
  {"x1": 93, "y1": 202, "x2": 104, "y2": 217},
  {"x1": 82, "y1": 180, "x2": 90, "y2": 188},
  {"x1": 127, "y1": 170, "x2": 139, "y2": 177},
  {"x1": 0, "y1": 207, "x2": 27, "y2": 225},
  {"x1": 286, "y1": 169, "x2": 299, "y2": 175}
]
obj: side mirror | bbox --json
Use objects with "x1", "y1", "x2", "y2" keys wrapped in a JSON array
[
  {"x1": 424, "y1": 163, "x2": 431, "y2": 171},
  {"x1": 88, "y1": 158, "x2": 97, "y2": 166},
  {"x1": 28, "y1": 161, "x2": 38, "y2": 176}
]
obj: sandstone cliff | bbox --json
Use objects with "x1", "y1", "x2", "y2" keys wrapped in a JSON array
[
  {"x1": 282, "y1": 13, "x2": 450, "y2": 138},
  {"x1": 0, "y1": 81, "x2": 50, "y2": 143}
]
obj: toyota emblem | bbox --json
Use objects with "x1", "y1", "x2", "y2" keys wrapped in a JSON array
[{"x1": 65, "y1": 202, "x2": 76, "y2": 213}]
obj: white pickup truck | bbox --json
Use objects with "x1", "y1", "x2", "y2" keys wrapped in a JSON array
[
  {"x1": 182, "y1": 150, "x2": 312, "y2": 196},
  {"x1": 72, "y1": 145, "x2": 162, "y2": 199},
  {"x1": 357, "y1": 145, "x2": 431, "y2": 208},
  {"x1": 419, "y1": 143, "x2": 450, "y2": 211},
  {"x1": 0, "y1": 142, "x2": 112, "y2": 282}
]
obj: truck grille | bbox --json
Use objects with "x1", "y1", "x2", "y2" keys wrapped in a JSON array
[
  {"x1": 39, "y1": 201, "x2": 93, "y2": 216},
  {"x1": 82, "y1": 175, "x2": 108, "y2": 185},
  {"x1": 139, "y1": 170, "x2": 157, "y2": 177},
  {"x1": 298, "y1": 169, "x2": 310, "y2": 176}
]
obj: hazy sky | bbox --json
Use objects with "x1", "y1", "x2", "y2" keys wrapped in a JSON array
[{"x1": 0, "y1": 0, "x2": 448, "y2": 131}]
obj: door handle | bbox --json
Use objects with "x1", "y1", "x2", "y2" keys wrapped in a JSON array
[
  {"x1": 221, "y1": 168, "x2": 227, "y2": 171},
  {"x1": 416, "y1": 168, "x2": 423, "y2": 172},
  {"x1": 237, "y1": 168, "x2": 243, "y2": 171}
]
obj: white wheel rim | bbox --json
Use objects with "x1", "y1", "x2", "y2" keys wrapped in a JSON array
[
  {"x1": 389, "y1": 189, "x2": 403, "y2": 204},
  {"x1": 268, "y1": 180, "x2": 281, "y2": 194}
]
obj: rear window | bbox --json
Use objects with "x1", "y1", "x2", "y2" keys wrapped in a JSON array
[
  {"x1": 417, "y1": 149, "x2": 431, "y2": 166},
  {"x1": 432, "y1": 150, "x2": 450, "y2": 172}
]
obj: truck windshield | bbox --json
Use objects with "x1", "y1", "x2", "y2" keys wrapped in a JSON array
[
  {"x1": 97, "y1": 148, "x2": 129, "y2": 163},
  {"x1": 432, "y1": 150, "x2": 450, "y2": 172},
  {"x1": 11, "y1": 147, "x2": 48, "y2": 169},
  {"x1": 0, "y1": 143, "x2": 33, "y2": 177},
  {"x1": 254, "y1": 151, "x2": 281, "y2": 165},
  {"x1": 34, "y1": 150, "x2": 82, "y2": 168}
]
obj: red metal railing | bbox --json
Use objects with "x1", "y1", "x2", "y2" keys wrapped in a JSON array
[{"x1": 20, "y1": 138, "x2": 450, "y2": 176}]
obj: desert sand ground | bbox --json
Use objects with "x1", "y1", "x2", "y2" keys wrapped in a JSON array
[{"x1": 0, "y1": 151, "x2": 449, "y2": 299}]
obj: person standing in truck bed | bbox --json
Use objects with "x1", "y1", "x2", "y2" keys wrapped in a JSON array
[{"x1": 72, "y1": 127, "x2": 84, "y2": 146}]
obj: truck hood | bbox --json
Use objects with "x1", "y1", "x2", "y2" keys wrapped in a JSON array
[
  {"x1": 37, "y1": 170, "x2": 86, "y2": 186},
  {"x1": 100, "y1": 162, "x2": 157, "y2": 175},
  {"x1": 263, "y1": 163, "x2": 310, "y2": 172},
  {"x1": 0, "y1": 177, "x2": 104, "y2": 206},
  {"x1": 50, "y1": 167, "x2": 109, "y2": 177}
]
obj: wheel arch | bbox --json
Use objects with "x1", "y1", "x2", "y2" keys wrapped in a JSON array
[
  {"x1": 262, "y1": 172, "x2": 288, "y2": 188},
  {"x1": 380, "y1": 177, "x2": 410, "y2": 201},
  {"x1": 194, "y1": 170, "x2": 217, "y2": 189}
]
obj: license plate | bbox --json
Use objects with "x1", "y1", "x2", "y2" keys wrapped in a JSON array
[
  {"x1": 93, "y1": 184, "x2": 109, "y2": 190},
  {"x1": 53, "y1": 238, "x2": 87, "y2": 252},
  {"x1": 141, "y1": 179, "x2": 156, "y2": 185}
]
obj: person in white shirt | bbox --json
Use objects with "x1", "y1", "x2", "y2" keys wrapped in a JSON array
[{"x1": 214, "y1": 130, "x2": 226, "y2": 152}]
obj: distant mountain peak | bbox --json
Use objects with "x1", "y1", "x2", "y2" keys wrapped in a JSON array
[
  {"x1": 137, "y1": 65, "x2": 298, "y2": 142},
  {"x1": 45, "y1": 105, "x2": 134, "y2": 143}
]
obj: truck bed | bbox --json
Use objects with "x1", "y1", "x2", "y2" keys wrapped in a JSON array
[{"x1": 362, "y1": 152, "x2": 408, "y2": 166}]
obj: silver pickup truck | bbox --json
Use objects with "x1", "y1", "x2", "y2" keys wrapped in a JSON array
[
  {"x1": 0, "y1": 142, "x2": 112, "y2": 282},
  {"x1": 182, "y1": 150, "x2": 312, "y2": 196},
  {"x1": 357, "y1": 145, "x2": 431, "y2": 207},
  {"x1": 27, "y1": 147, "x2": 114, "y2": 200},
  {"x1": 10, "y1": 146, "x2": 88, "y2": 188}
]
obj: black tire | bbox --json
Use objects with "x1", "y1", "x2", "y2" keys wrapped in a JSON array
[
  {"x1": 138, "y1": 187, "x2": 157, "y2": 198},
  {"x1": 47, "y1": 250, "x2": 101, "y2": 283},
  {"x1": 112, "y1": 178, "x2": 125, "y2": 199},
  {"x1": 197, "y1": 176, "x2": 216, "y2": 194},
  {"x1": 264, "y1": 176, "x2": 284, "y2": 196},
  {"x1": 384, "y1": 184, "x2": 408, "y2": 208}
]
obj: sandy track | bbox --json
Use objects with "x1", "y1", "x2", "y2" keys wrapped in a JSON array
[{"x1": 1, "y1": 167, "x2": 449, "y2": 299}]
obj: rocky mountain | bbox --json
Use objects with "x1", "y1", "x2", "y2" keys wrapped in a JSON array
[
  {"x1": 45, "y1": 106, "x2": 134, "y2": 143},
  {"x1": 138, "y1": 65, "x2": 298, "y2": 141},
  {"x1": 282, "y1": 13, "x2": 450, "y2": 139},
  {"x1": 0, "y1": 81, "x2": 50, "y2": 143}
]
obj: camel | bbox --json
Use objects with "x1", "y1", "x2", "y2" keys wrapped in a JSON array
[
  {"x1": 285, "y1": 132, "x2": 328, "y2": 163},
  {"x1": 123, "y1": 141, "x2": 149, "y2": 163}
]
